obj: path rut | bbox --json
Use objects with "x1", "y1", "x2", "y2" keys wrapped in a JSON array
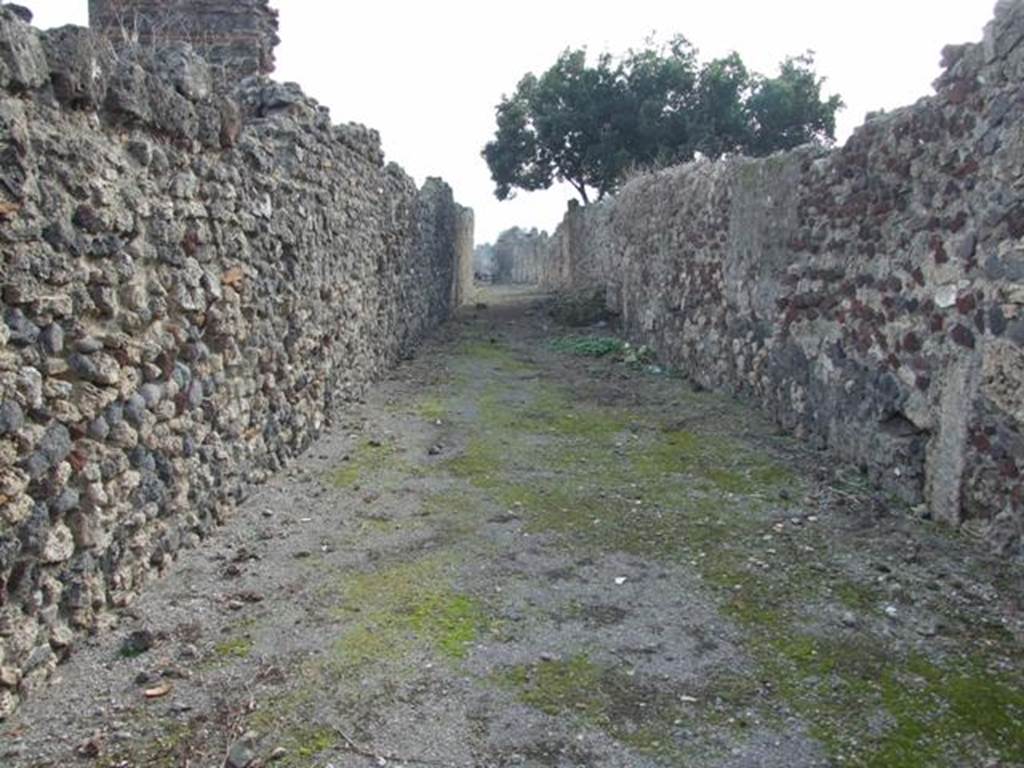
[{"x1": 3, "y1": 287, "x2": 1023, "y2": 768}]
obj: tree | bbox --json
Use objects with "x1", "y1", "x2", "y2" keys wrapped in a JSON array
[
  {"x1": 746, "y1": 53, "x2": 844, "y2": 157},
  {"x1": 481, "y1": 76, "x2": 549, "y2": 202},
  {"x1": 692, "y1": 53, "x2": 752, "y2": 159},
  {"x1": 483, "y1": 42, "x2": 843, "y2": 204},
  {"x1": 618, "y1": 36, "x2": 701, "y2": 168},
  {"x1": 483, "y1": 49, "x2": 628, "y2": 204}
]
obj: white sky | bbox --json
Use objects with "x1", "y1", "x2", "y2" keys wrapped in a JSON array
[{"x1": 24, "y1": 1, "x2": 994, "y2": 243}]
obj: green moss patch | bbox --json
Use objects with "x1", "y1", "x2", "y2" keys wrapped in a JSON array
[
  {"x1": 439, "y1": 326, "x2": 1024, "y2": 766},
  {"x1": 326, "y1": 438, "x2": 426, "y2": 488},
  {"x1": 235, "y1": 725, "x2": 339, "y2": 768},
  {"x1": 420, "y1": 488, "x2": 489, "y2": 540},
  {"x1": 634, "y1": 428, "x2": 794, "y2": 498},
  {"x1": 749, "y1": 630, "x2": 1024, "y2": 767},
  {"x1": 443, "y1": 374, "x2": 789, "y2": 564},
  {"x1": 499, "y1": 654, "x2": 689, "y2": 758},
  {"x1": 98, "y1": 720, "x2": 194, "y2": 768},
  {"x1": 415, "y1": 394, "x2": 448, "y2": 422},
  {"x1": 213, "y1": 636, "x2": 253, "y2": 660},
  {"x1": 499, "y1": 654, "x2": 764, "y2": 761},
  {"x1": 456, "y1": 339, "x2": 534, "y2": 373},
  {"x1": 327, "y1": 440, "x2": 398, "y2": 487},
  {"x1": 330, "y1": 555, "x2": 487, "y2": 673}
]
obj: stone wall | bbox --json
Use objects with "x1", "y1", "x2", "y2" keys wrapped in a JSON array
[
  {"x1": 0, "y1": 9, "x2": 470, "y2": 715},
  {"x1": 473, "y1": 243, "x2": 496, "y2": 281},
  {"x1": 454, "y1": 208, "x2": 475, "y2": 305},
  {"x1": 541, "y1": 0, "x2": 1024, "y2": 557},
  {"x1": 491, "y1": 227, "x2": 549, "y2": 284},
  {"x1": 88, "y1": 0, "x2": 280, "y2": 81}
]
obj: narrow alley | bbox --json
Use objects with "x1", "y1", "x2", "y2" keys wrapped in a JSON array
[{"x1": 5, "y1": 288, "x2": 1022, "y2": 768}]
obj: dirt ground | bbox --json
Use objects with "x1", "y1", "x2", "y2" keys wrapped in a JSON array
[{"x1": 2, "y1": 286, "x2": 1022, "y2": 768}]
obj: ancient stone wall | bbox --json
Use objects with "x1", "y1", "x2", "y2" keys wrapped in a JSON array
[
  {"x1": 0, "y1": 9, "x2": 470, "y2": 715},
  {"x1": 88, "y1": 0, "x2": 280, "y2": 81},
  {"x1": 454, "y1": 208, "x2": 475, "y2": 305},
  {"x1": 473, "y1": 243, "x2": 496, "y2": 281},
  {"x1": 491, "y1": 227, "x2": 549, "y2": 284},
  {"x1": 541, "y1": 0, "x2": 1024, "y2": 557}
]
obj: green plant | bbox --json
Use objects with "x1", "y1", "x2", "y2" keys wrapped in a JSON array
[
  {"x1": 551, "y1": 336, "x2": 626, "y2": 358},
  {"x1": 483, "y1": 39, "x2": 843, "y2": 203},
  {"x1": 621, "y1": 342, "x2": 656, "y2": 367}
]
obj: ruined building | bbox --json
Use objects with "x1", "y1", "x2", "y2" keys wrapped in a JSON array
[{"x1": 88, "y1": 0, "x2": 280, "y2": 80}]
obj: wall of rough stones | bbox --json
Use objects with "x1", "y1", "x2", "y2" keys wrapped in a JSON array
[
  {"x1": 0, "y1": 9, "x2": 470, "y2": 715},
  {"x1": 490, "y1": 227, "x2": 549, "y2": 284},
  {"x1": 541, "y1": 0, "x2": 1024, "y2": 557},
  {"x1": 88, "y1": 0, "x2": 280, "y2": 80},
  {"x1": 473, "y1": 243, "x2": 496, "y2": 281}
]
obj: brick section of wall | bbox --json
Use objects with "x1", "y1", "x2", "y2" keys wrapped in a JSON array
[{"x1": 540, "y1": 1, "x2": 1024, "y2": 557}]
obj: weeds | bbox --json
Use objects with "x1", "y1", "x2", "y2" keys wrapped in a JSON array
[
  {"x1": 550, "y1": 336, "x2": 626, "y2": 358},
  {"x1": 551, "y1": 335, "x2": 657, "y2": 368}
]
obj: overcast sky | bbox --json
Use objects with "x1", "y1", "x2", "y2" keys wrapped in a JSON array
[{"x1": 25, "y1": 1, "x2": 994, "y2": 243}]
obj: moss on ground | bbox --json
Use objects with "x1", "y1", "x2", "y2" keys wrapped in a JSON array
[
  {"x1": 634, "y1": 428, "x2": 794, "y2": 498},
  {"x1": 747, "y1": 630, "x2": 1024, "y2": 767},
  {"x1": 456, "y1": 339, "x2": 534, "y2": 373},
  {"x1": 327, "y1": 439, "x2": 397, "y2": 487},
  {"x1": 289, "y1": 727, "x2": 337, "y2": 760},
  {"x1": 329, "y1": 554, "x2": 487, "y2": 672},
  {"x1": 416, "y1": 394, "x2": 448, "y2": 422},
  {"x1": 97, "y1": 305, "x2": 1024, "y2": 768},
  {"x1": 498, "y1": 654, "x2": 772, "y2": 762},
  {"x1": 98, "y1": 720, "x2": 194, "y2": 768},
  {"x1": 498, "y1": 654, "x2": 691, "y2": 759},
  {"x1": 213, "y1": 636, "x2": 253, "y2": 660},
  {"x1": 443, "y1": 371, "x2": 791, "y2": 564},
  {"x1": 421, "y1": 487, "x2": 489, "y2": 540},
  {"x1": 228, "y1": 554, "x2": 495, "y2": 766},
  {"x1": 832, "y1": 579, "x2": 882, "y2": 612},
  {"x1": 439, "y1": 333, "x2": 1024, "y2": 766},
  {"x1": 326, "y1": 437, "x2": 426, "y2": 488}
]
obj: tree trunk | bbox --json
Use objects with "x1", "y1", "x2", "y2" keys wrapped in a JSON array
[{"x1": 575, "y1": 182, "x2": 590, "y2": 205}]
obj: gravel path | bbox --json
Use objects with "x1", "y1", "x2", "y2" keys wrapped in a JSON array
[{"x1": 3, "y1": 287, "x2": 1022, "y2": 768}]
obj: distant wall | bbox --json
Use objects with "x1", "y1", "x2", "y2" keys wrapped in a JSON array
[
  {"x1": 0, "y1": 9, "x2": 469, "y2": 715},
  {"x1": 542, "y1": 1, "x2": 1024, "y2": 556},
  {"x1": 492, "y1": 227, "x2": 549, "y2": 284},
  {"x1": 473, "y1": 243, "x2": 495, "y2": 280},
  {"x1": 88, "y1": 0, "x2": 280, "y2": 80}
]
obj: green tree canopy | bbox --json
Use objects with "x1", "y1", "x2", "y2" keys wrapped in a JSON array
[
  {"x1": 483, "y1": 40, "x2": 843, "y2": 204},
  {"x1": 746, "y1": 54, "x2": 844, "y2": 156}
]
